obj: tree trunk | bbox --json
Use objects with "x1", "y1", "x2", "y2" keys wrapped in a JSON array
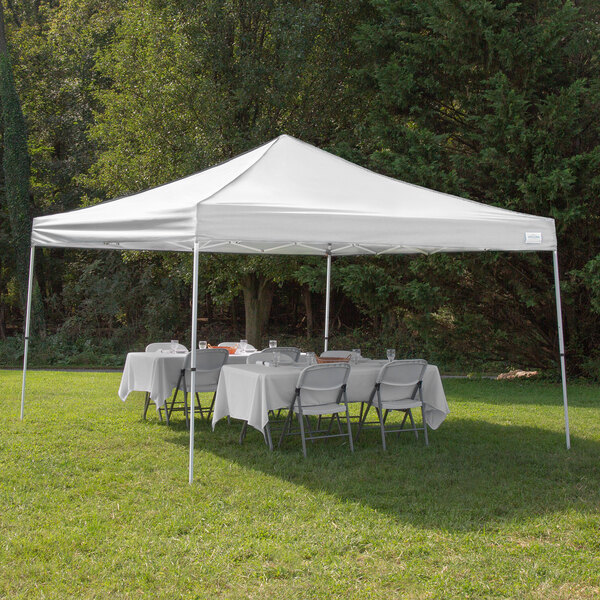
[
  {"x1": 241, "y1": 273, "x2": 274, "y2": 347},
  {"x1": 302, "y1": 285, "x2": 313, "y2": 338},
  {"x1": 230, "y1": 298, "x2": 238, "y2": 330},
  {"x1": 0, "y1": 3, "x2": 45, "y2": 335}
]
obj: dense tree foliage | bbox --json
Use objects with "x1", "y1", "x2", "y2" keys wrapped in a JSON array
[
  {"x1": 0, "y1": 0, "x2": 599, "y2": 375},
  {"x1": 352, "y1": 0, "x2": 600, "y2": 374}
]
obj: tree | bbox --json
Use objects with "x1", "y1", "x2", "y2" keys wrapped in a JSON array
[
  {"x1": 352, "y1": 0, "x2": 600, "y2": 372},
  {"x1": 0, "y1": 0, "x2": 44, "y2": 334},
  {"x1": 83, "y1": 0, "x2": 365, "y2": 346}
]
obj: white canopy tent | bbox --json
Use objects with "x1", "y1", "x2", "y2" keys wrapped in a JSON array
[{"x1": 22, "y1": 134, "x2": 570, "y2": 481}]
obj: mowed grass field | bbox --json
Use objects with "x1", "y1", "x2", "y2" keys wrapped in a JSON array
[{"x1": 1, "y1": 370, "x2": 599, "y2": 599}]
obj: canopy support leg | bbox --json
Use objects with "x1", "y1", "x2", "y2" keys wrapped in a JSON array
[
  {"x1": 20, "y1": 246, "x2": 36, "y2": 420},
  {"x1": 324, "y1": 247, "x2": 332, "y2": 352},
  {"x1": 189, "y1": 242, "x2": 200, "y2": 483},
  {"x1": 552, "y1": 250, "x2": 570, "y2": 450}
]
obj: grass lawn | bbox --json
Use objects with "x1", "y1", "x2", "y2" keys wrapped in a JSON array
[{"x1": 1, "y1": 370, "x2": 599, "y2": 599}]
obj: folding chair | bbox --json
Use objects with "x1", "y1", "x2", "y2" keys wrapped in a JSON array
[
  {"x1": 278, "y1": 363, "x2": 353, "y2": 457},
  {"x1": 142, "y1": 342, "x2": 188, "y2": 422},
  {"x1": 247, "y1": 347, "x2": 301, "y2": 364},
  {"x1": 145, "y1": 342, "x2": 188, "y2": 352},
  {"x1": 357, "y1": 359, "x2": 428, "y2": 450},
  {"x1": 167, "y1": 349, "x2": 229, "y2": 427},
  {"x1": 320, "y1": 350, "x2": 359, "y2": 361}
]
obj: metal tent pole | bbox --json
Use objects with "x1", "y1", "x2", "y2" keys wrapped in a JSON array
[
  {"x1": 189, "y1": 242, "x2": 200, "y2": 483},
  {"x1": 20, "y1": 246, "x2": 36, "y2": 420},
  {"x1": 552, "y1": 250, "x2": 570, "y2": 450},
  {"x1": 324, "y1": 246, "x2": 332, "y2": 352}
]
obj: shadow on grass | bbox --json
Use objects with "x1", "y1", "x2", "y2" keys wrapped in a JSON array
[{"x1": 164, "y1": 414, "x2": 600, "y2": 532}]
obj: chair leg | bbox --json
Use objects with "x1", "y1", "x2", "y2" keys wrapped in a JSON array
[
  {"x1": 304, "y1": 414, "x2": 315, "y2": 444},
  {"x1": 263, "y1": 423, "x2": 273, "y2": 451},
  {"x1": 345, "y1": 406, "x2": 354, "y2": 453},
  {"x1": 297, "y1": 408, "x2": 307, "y2": 458},
  {"x1": 167, "y1": 388, "x2": 179, "y2": 421},
  {"x1": 376, "y1": 392, "x2": 387, "y2": 451},
  {"x1": 183, "y1": 392, "x2": 189, "y2": 429},
  {"x1": 356, "y1": 401, "x2": 372, "y2": 440},
  {"x1": 239, "y1": 421, "x2": 248, "y2": 445},
  {"x1": 143, "y1": 393, "x2": 151, "y2": 420},
  {"x1": 397, "y1": 411, "x2": 408, "y2": 436},
  {"x1": 421, "y1": 405, "x2": 429, "y2": 446},
  {"x1": 327, "y1": 414, "x2": 335, "y2": 434},
  {"x1": 278, "y1": 411, "x2": 294, "y2": 448},
  {"x1": 207, "y1": 392, "x2": 216, "y2": 421},
  {"x1": 195, "y1": 392, "x2": 202, "y2": 419},
  {"x1": 407, "y1": 409, "x2": 418, "y2": 440}
]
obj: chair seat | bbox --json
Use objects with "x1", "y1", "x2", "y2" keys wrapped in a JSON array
[
  {"x1": 379, "y1": 398, "x2": 421, "y2": 411},
  {"x1": 293, "y1": 402, "x2": 348, "y2": 416}
]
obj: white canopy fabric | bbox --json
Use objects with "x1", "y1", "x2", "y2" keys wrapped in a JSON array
[{"x1": 31, "y1": 134, "x2": 556, "y2": 255}]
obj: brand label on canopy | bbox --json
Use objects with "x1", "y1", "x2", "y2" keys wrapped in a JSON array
[{"x1": 525, "y1": 232, "x2": 542, "y2": 244}]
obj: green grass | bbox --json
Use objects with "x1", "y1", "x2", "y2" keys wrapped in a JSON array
[{"x1": 1, "y1": 370, "x2": 599, "y2": 599}]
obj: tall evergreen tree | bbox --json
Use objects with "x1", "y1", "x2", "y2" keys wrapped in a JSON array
[
  {"x1": 0, "y1": 1, "x2": 44, "y2": 334},
  {"x1": 353, "y1": 0, "x2": 600, "y2": 373}
]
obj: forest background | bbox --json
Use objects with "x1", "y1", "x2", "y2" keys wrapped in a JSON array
[{"x1": 1, "y1": 0, "x2": 599, "y2": 376}]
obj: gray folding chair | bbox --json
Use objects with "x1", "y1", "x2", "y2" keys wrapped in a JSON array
[
  {"x1": 142, "y1": 342, "x2": 188, "y2": 422},
  {"x1": 278, "y1": 363, "x2": 353, "y2": 457},
  {"x1": 145, "y1": 342, "x2": 188, "y2": 352},
  {"x1": 320, "y1": 350, "x2": 358, "y2": 361},
  {"x1": 247, "y1": 347, "x2": 301, "y2": 364},
  {"x1": 357, "y1": 359, "x2": 428, "y2": 450},
  {"x1": 167, "y1": 349, "x2": 229, "y2": 427}
]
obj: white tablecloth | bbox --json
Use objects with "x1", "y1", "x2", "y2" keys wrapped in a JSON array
[
  {"x1": 118, "y1": 351, "x2": 186, "y2": 408},
  {"x1": 212, "y1": 361, "x2": 449, "y2": 433},
  {"x1": 118, "y1": 351, "x2": 251, "y2": 408}
]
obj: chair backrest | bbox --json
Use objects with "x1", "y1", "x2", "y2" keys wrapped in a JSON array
[
  {"x1": 218, "y1": 341, "x2": 257, "y2": 354},
  {"x1": 296, "y1": 363, "x2": 350, "y2": 407},
  {"x1": 377, "y1": 359, "x2": 428, "y2": 402},
  {"x1": 247, "y1": 347, "x2": 300, "y2": 364},
  {"x1": 182, "y1": 349, "x2": 229, "y2": 390},
  {"x1": 145, "y1": 342, "x2": 188, "y2": 352},
  {"x1": 321, "y1": 350, "x2": 355, "y2": 360}
]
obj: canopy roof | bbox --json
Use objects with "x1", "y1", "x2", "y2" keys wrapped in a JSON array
[{"x1": 31, "y1": 134, "x2": 556, "y2": 255}]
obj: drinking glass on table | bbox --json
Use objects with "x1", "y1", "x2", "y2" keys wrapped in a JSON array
[
  {"x1": 386, "y1": 348, "x2": 396, "y2": 362},
  {"x1": 272, "y1": 351, "x2": 280, "y2": 367},
  {"x1": 199, "y1": 341, "x2": 207, "y2": 350},
  {"x1": 351, "y1": 349, "x2": 361, "y2": 365},
  {"x1": 239, "y1": 339, "x2": 248, "y2": 352},
  {"x1": 269, "y1": 339, "x2": 277, "y2": 348},
  {"x1": 170, "y1": 339, "x2": 179, "y2": 352},
  {"x1": 307, "y1": 351, "x2": 316, "y2": 366}
]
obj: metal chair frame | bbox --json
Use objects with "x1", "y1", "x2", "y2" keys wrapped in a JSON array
[
  {"x1": 357, "y1": 359, "x2": 429, "y2": 450},
  {"x1": 167, "y1": 349, "x2": 229, "y2": 427},
  {"x1": 278, "y1": 363, "x2": 353, "y2": 457},
  {"x1": 142, "y1": 342, "x2": 188, "y2": 423}
]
